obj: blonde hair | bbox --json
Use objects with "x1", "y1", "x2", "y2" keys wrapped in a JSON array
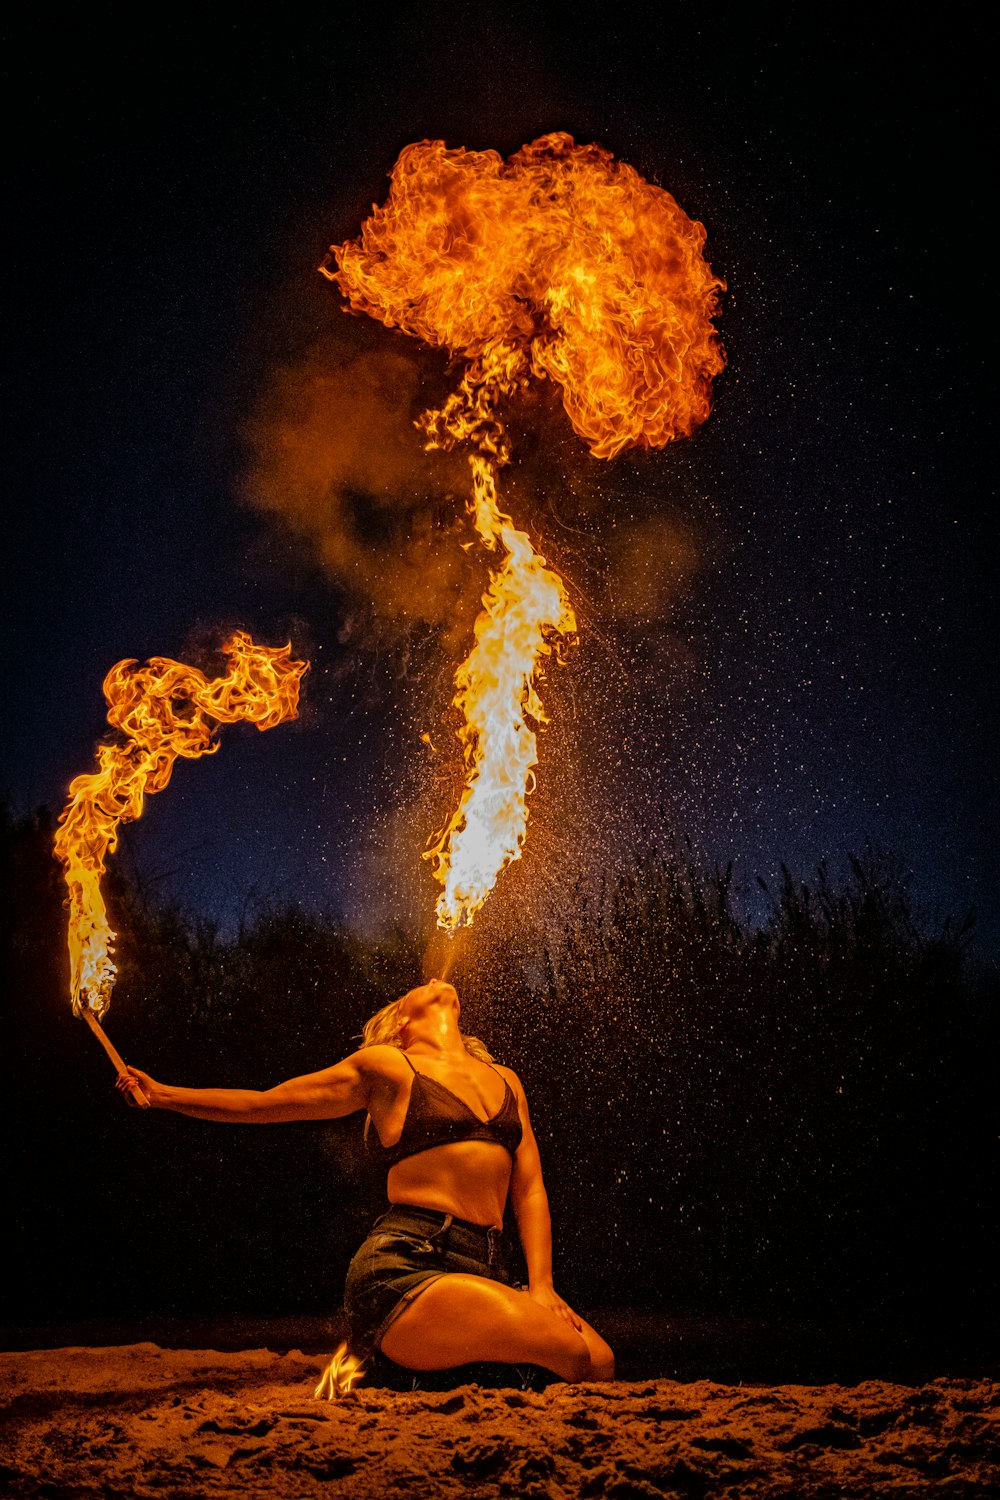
[{"x1": 360, "y1": 997, "x2": 496, "y2": 1063}]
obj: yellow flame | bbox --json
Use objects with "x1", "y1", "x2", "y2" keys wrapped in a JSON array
[
  {"x1": 415, "y1": 346, "x2": 575, "y2": 929},
  {"x1": 423, "y1": 453, "x2": 575, "y2": 930},
  {"x1": 54, "y1": 632, "x2": 307, "y2": 1019},
  {"x1": 314, "y1": 1342, "x2": 366, "y2": 1398}
]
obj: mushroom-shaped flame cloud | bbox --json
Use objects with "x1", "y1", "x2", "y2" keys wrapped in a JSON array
[{"x1": 324, "y1": 133, "x2": 724, "y2": 932}]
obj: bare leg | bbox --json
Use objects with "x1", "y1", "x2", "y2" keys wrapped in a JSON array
[{"x1": 379, "y1": 1273, "x2": 614, "y2": 1381}]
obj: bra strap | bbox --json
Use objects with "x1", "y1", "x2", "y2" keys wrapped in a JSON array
[
  {"x1": 485, "y1": 1062, "x2": 510, "y2": 1090},
  {"x1": 400, "y1": 1052, "x2": 417, "y2": 1073}
]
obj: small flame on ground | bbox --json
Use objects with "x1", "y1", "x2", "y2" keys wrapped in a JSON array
[
  {"x1": 54, "y1": 632, "x2": 307, "y2": 1020},
  {"x1": 314, "y1": 1342, "x2": 366, "y2": 1399},
  {"x1": 325, "y1": 132, "x2": 724, "y2": 933}
]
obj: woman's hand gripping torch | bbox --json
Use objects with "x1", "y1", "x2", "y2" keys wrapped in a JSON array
[{"x1": 82, "y1": 1010, "x2": 150, "y2": 1108}]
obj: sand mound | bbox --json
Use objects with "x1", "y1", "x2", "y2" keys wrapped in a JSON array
[{"x1": 1, "y1": 1344, "x2": 997, "y2": 1497}]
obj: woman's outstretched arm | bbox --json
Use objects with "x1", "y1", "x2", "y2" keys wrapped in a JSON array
[
  {"x1": 501, "y1": 1067, "x2": 582, "y2": 1331},
  {"x1": 116, "y1": 1046, "x2": 395, "y2": 1124}
]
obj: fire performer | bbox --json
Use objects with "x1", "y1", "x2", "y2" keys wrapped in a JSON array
[{"x1": 116, "y1": 978, "x2": 614, "y2": 1384}]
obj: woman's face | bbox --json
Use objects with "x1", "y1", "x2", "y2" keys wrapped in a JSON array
[{"x1": 397, "y1": 978, "x2": 459, "y2": 1032}]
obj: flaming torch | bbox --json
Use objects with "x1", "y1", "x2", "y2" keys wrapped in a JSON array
[
  {"x1": 324, "y1": 132, "x2": 724, "y2": 933},
  {"x1": 54, "y1": 632, "x2": 308, "y2": 1100}
]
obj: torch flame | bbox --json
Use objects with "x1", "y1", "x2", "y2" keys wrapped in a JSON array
[
  {"x1": 314, "y1": 1342, "x2": 365, "y2": 1399},
  {"x1": 325, "y1": 132, "x2": 724, "y2": 931},
  {"x1": 54, "y1": 632, "x2": 307, "y2": 1019}
]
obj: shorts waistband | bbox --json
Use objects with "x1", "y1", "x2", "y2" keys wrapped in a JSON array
[
  {"x1": 374, "y1": 1200, "x2": 503, "y2": 1260},
  {"x1": 376, "y1": 1203, "x2": 502, "y2": 1247}
]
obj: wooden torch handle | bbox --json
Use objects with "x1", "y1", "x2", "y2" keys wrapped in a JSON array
[{"x1": 83, "y1": 1010, "x2": 150, "y2": 1108}]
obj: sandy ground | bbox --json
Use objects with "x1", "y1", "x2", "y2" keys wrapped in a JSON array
[{"x1": 1, "y1": 1344, "x2": 997, "y2": 1498}]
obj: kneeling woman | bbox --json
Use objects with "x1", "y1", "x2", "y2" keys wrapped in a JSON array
[{"x1": 117, "y1": 979, "x2": 614, "y2": 1383}]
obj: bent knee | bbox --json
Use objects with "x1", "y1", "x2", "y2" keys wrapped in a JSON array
[
  {"x1": 564, "y1": 1336, "x2": 592, "y2": 1383},
  {"x1": 564, "y1": 1330, "x2": 614, "y2": 1383},
  {"x1": 587, "y1": 1338, "x2": 615, "y2": 1381}
]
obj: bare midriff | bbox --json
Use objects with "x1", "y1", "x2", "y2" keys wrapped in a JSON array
[{"x1": 387, "y1": 1141, "x2": 513, "y2": 1229}]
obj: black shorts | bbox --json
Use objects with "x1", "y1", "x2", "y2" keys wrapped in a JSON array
[{"x1": 344, "y1": 1203, "x2": 511, "y2": 1355}]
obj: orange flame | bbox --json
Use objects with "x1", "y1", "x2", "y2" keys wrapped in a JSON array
[
  {"x1": 325, "y1": 132, "x2": 724, "y2": 930},
  {"x1": 314, "y1": 1342, "x2": 365, "y2": 1399},
  {"x1": 328, "y1": 133, "x2": 725, "y2": 458},
  {"x1": 54, "y1": 632, "x2": 308, "y2": 1019}
]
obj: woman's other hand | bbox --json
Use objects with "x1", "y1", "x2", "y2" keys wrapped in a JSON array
[
  {"x1": 116, "y1": 1066, "x2": 158, "y2": 1107},
  {"x1": 528, "y1": 1282, "x2": 583, "y2": 1331}
]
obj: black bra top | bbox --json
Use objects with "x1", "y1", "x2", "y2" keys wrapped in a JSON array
[{"x1": 371, "y1": 1054, "x2": 523, "y2": 1170}]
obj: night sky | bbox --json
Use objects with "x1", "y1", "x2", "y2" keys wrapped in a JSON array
[{"x1": 5, "y1": 11, "x2": 994, "y2": 961}]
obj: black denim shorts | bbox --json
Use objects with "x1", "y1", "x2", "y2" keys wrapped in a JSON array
[{"x1": 344, "y1": 1203, "x2": 510, "y2": 1355}]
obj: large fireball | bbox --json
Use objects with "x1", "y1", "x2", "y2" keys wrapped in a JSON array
[{"x1": 329, "y1": 132, "x2": 725, "y2": 458}]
